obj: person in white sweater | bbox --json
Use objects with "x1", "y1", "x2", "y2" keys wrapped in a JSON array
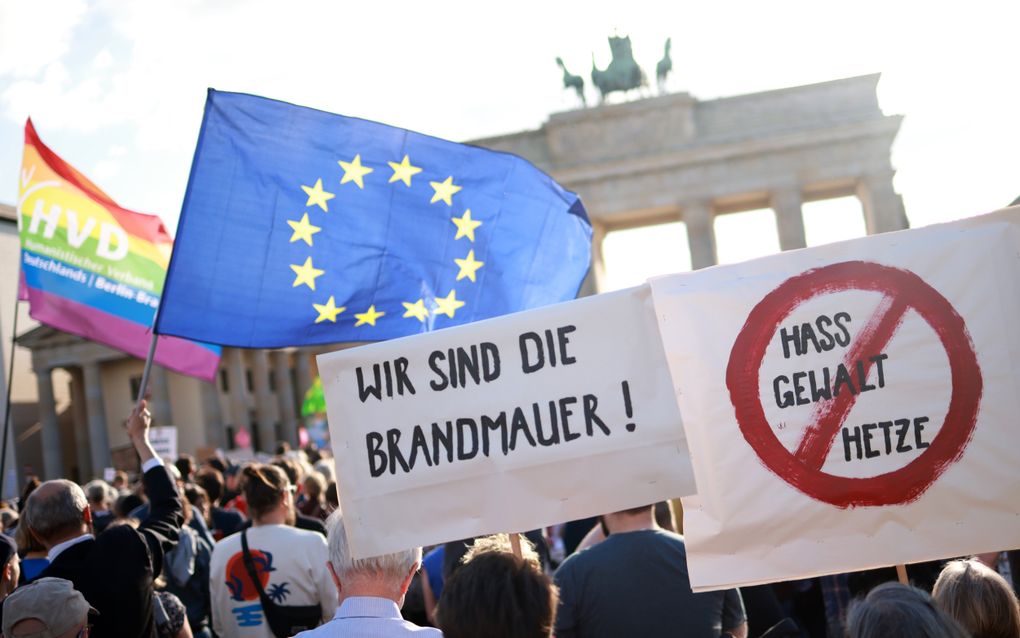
[{"x1": 210, "y1": 464, "x2": 337, "y2": 638}]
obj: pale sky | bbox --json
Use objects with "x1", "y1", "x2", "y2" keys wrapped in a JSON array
[{"x1": 2, "y1": 0, "x2": 1018, "y2": 290}]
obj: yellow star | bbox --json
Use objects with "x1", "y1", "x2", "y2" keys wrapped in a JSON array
[
  {"x1": 354, "y1": 305, "x2": 385, "y2": 327},
  {"x1": 451, "y1": 209, "x2": 483, "y2": 242},
  {"x1": 287, "y1": 213, "x2": 321, "y2": 246},
  {"x1": 401, "y1": 299, "x2": 430, "y2": 322},
  {"x1": 338, "y1": 154, "x2": 374, "y2": 189},
  {"x1": 313, "y1": 296, "x2": 345, "y2": 323},
  {"x1": 429, "y1": 176, "x2": 462, "y2": 206},
  {"x1": 388, "y1": 155, "x2": 423, "y2": 187},
  {"x1": 454, "y1": 250, "x2": 485, "y2": 282},
  {"x1": 290, "y1": 256, "x2": 324, "y2": 291},
  {"x1": 434, "y1": 289, "x2": 466, "y2": 318},
  {"x1": 301, "y1": 178, "x2": 335, "y2": 212}
]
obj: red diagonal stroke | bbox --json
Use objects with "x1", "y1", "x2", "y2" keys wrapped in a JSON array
[{"x1": 794, "y1": 294, "x2": 911, "y2": 470}]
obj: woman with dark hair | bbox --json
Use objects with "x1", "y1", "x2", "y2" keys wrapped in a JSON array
[
  {"x1": 933, "y1": 559, "x2": 1020, "y2": 638},
  {"x1": 436, "y1": 534, "x2": 558, "y2": 638},
  {"x1": 209, "y1": 464, "x2": 336, "y2": 638},
  {"x1": 847, "y1": 582, "x2": 969, "y2": 638}
]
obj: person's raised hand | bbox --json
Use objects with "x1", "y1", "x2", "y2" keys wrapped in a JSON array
[{"x1": 127, "y1": 399, "x2": 152, "y2": 442}]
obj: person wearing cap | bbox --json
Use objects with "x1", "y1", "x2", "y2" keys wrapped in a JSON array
[
  {"x1": 2, "y1": 576, "x2": 95, "y2": 638},
  {"x1": 0, "y1": 534, "x2": 19, "y2": 601},
  {"x1": 24, "y1": 400, "x2": 183, "y2": 637}
]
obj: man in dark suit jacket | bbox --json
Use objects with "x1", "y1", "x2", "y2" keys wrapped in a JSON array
[{"x1": 25, "y1": 400, "x2": 182, "y2": 638}]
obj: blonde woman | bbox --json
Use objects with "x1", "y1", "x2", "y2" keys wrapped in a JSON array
[{"x1": 933, "y1": 558, "x2": 1020, "y2": 638}]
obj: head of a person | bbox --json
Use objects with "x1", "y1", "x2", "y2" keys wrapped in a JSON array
[
  {"x1": 224, "y1": 465, "x2": 241, "y2": 491},
  {"x1": 304, "y1": 446, "x2": 322, "y2": 464},
  {"x1": 24, "y1": 480, "x2": 91, "y2": 549},
  {"x1": 325, "y1": 510, "x2": 420, "y2": 605},
  {"x1": 313, "y1": 459, "x2": 335, "y2": 484},
  {"x1": 195, "y1": 468, "x2": 225, "y2": 505},
  {"x1": 0, "y1": 509, "x2": 18, "y2": 531},
  {"x1": 0, "y1": 534, "x2": 20, "y2": 599},
  {"x1": 601, "y1": 504, "x2": 655, "y2": 534},
  {"x1": 303, "y1": 472, "x2": 326, "y2": 503},
  {"x1": 271, "y1": 459, "x2": 302, "y2": 489},
  {"x1": 19, "y1": 477, "x2": 40, "y2": 509},
  {"x1": 436, "y1": 534, "x2": 557, "y2": 638},
  {"x1": 933, "y1": 558, "x2": 1020, "y2": 638},
  {"x1": 203, "y1": 456, "x2": 227, "y2": 475},
  {"x1": 113, "y1": 492, "x2": 144, "y2": 519},
  {"x1": 15, "y1": 506, "x2": 45, "y2": 557},
  {"x1": 82, "y1": 480, "x2": 111, "y2": 513},
  {"x1": 324, "y1": 482, "x2": 339, "y2": 513},
  {"x1": 174, "y1": 455, "x2": 196, "y2": 482},
  {"x1": 847, "y1": 582, "x2": 969, "y2": 638},
  {"x1": 2, "y1": 577, "x2": 94, "y2": 638},
  {"x1": 241, "y1": 464, "x2": 293, "y2": 524},
  {"x1": 111, "y1": 471, "x2": 128, "y2": 491},
  {"x1": 184, "y1": 484, "x2": 210, "y2": 521}
]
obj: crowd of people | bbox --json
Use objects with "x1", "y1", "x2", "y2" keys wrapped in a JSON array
[{"x1": 0, "y1": 401, "x2": 1015, "y2": 637}]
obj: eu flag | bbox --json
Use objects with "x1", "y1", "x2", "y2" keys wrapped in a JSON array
[{"x1": 156, "y1": 90, "x2": 592, "y2": 347}]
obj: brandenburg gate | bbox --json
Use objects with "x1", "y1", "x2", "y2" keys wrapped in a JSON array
[{"x1": 472, "y1": 73, "x2": 907, "y2": 291}]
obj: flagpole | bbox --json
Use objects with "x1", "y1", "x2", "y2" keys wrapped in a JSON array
[
  {"x1": 135, "y1": 307, "x2": 161, "y2": 407},
  {"x1": 1, "y1": 296, "x2": 21, "y2": 495},
  {"x1": 135, "y1": 296, "x2": 167, "y2": 408}
]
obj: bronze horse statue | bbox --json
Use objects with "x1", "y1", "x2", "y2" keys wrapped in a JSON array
[
  {"x1": 590, "y1": 35, "x2": 646, "y2": 102},
  {"x1": 656, "y1": 37, "x2": 672, "y2": 94},
  {"x1": 555, "y1": 57, "x2": 586, "y2": 106}
]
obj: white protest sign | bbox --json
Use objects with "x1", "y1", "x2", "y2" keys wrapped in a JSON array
[
  {"x1": 649, "y1": 208, "x2": 1020, "y2": 591},
  {"x1": 149, "y1": 425, "x2": 178, "y2": 461},
  {"x1": 318, "y1": 285, "x2": 696, "y2": 559}
]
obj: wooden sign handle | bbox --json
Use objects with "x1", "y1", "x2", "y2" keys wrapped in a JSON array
[
  {"x1": 895, "y1": 564, "x2": 909, "y2": 585},
  {"x1": 509, "y1": 532, "x2": 523, "y2": 559}
]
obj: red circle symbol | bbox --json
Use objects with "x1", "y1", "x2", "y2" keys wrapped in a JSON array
[{"x1": 726, "y1": 261, "x2": 982, "y2": 508}]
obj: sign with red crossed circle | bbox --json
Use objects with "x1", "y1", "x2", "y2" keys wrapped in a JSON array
[{"x1": 726, "y1": 261, "x2": 983, "y2": 508}]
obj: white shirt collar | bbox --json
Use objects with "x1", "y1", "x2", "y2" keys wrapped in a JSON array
[{"x1": 47, "y1": 533, "x2": 93, "y2": 562}]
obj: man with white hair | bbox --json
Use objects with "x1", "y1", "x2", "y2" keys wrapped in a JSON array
[
  {"x1": 295, "y1": 510, "x2": 441, "y2": 636},
  {"x1": 82, "y1": 479, "x2": 115, "y2": 534}
]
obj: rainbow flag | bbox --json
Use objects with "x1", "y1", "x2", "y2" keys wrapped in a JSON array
[{"x1": 17, "y1": 120, "x2": 220, "y2": 380}]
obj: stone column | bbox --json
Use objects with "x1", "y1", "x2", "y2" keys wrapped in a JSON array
[
  {"x1": 295, "y1": 350, "x2": 313, "y2": 410},
  {"x1": 772, "y1": 188, "x2": 807, "y2": 251},
  {"x1": 684, "y1": 201, "x2": 717, "y2": 270},
  {"x1": 227, "y1": 348, "x2": 252, "y2": 439},
  {"x1": 69, "y1": 372, "x2": 92, "y2": 480},
  {"x1": 252, "y1": 350, "x2": 277, "y2": 452},
  {"x1": 147, "y1": 365, "x2": 173, "y2": 426},
  {"x1": 857, "y1": 173, "x2": 909, "y2": 234},
  {"x1": 273, "y1": 351, "x2": 300, "y2": 447},
  {"x1": 200, "y1": 379, "x2": 228, "y2": 450},
  {"x1": 82, "y1": 362, "x2": 112, "y2": 473},
  {"x1": 34, "y1": 366, "x2": 63, "y2": 480}
]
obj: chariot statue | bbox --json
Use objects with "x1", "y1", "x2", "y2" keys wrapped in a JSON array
[
  {"x1": 590, "y1": 35, "x2": 646, "y2": 102},
  {"x1": 556, "y1": 35, "x2": 674, "y2": 106}
]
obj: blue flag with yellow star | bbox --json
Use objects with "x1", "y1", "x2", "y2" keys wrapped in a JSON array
[{"x1": 155, "y1": 90, "x2": 592, "y2": 347}]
